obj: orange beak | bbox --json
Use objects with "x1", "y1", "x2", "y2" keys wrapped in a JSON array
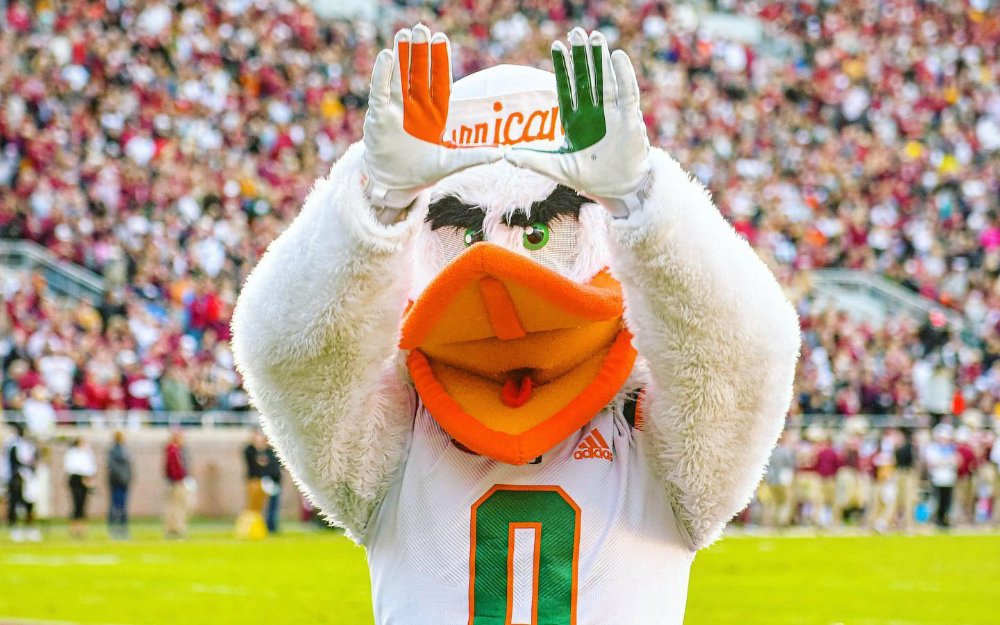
[{"x1": 401, "y1": 243, "x2": 636, "y2": 464}]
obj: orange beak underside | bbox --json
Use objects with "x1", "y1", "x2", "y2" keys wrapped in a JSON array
[{"x1": 401, "y1": 243, "x2": 637, "y2": 465}]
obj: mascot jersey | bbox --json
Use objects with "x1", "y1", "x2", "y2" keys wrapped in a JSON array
[
  {"x1": 232, "y1": 25, "x2": 800, "y2": 625},
  {"x1": 366, "y1": 407, "x2": 693, "y2": 625}
]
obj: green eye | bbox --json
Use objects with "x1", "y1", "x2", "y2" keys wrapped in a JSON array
[
  {"x1": 464, "y1": 227, "x2": 484, "y2": 247},
  {"x1": 522, "y1": 222, "x2": 550, "y2": 250}
]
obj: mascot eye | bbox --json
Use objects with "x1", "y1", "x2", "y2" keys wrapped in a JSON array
[
  {"x1": 464, "y1": 227, "x2": 484, "y2": 247},
  {"x1": 522, "y1": 222, "x2": 550, "y2": 251}
]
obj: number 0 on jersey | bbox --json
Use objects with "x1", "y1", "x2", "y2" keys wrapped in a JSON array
[{"x1": 469, "y1": 485, "x2": 581, "y2": 625}]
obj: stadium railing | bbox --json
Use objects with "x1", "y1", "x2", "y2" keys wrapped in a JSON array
[
  {"x1": 0, "y1": 238, "x2": 106, "y2": 304},
  {"x1": 811, "y1": 268, "x2": 965, "y2": 330},
  {"x1": 2, "y1": 409, "x2": 259, "y2": 429}
]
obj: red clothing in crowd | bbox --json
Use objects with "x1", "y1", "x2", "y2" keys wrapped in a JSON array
[
  {"x1": 124, "y1": 373, "x2": 153, "y2": 410},
  {"x1": 816, "y1": 445, "x2": 841, "y2": 478},
  {"x1": 74, "y1": 377, "x2": 112, "y2": 410},
  {"x1": 188, "y1": 292, "x2": 222, "y2": 332},
  {"x1": 957, "y1": 443, "x2": 978, "y2": 479},
  {"x1": 165, "y1": 442, "x2": 187, "y2": 482},
  {"x1": 16, "y1": 369, "x2": 43, "y2": 392}
]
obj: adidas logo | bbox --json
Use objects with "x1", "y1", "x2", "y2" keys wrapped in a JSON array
[{"x1": 573, "y1": 429, "x2": 613, "y2": 461}]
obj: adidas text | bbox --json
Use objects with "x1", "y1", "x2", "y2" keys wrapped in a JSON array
[{"x1": 573, "y1": 447, "x2": 613, "y2": 461}]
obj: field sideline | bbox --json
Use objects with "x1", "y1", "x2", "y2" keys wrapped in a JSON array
[{"x1": 1, "y1": 524, "x2": 997, "y2": 625}]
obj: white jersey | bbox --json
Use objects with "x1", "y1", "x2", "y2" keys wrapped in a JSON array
[{"x1": 364, "y1": 401, "x2": 696, "y2": 625}]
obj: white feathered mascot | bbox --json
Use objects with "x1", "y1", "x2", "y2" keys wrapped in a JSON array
[{"x1": 232, "y1": 24, "x2": 800, "y2": 625}]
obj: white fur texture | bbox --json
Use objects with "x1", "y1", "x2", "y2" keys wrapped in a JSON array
[
  {"x1": 413, "y1": 161, "x2": 610, "y2": 292},
  {"x1": 233, "y1": 140, "x2": 799, "y2": 551},
  {"x1": 609, "y1": 148, "x2": 801, "y2": 550},
  {"x1": 231, "y1": 142, "x2": 423, "y2": 541}
]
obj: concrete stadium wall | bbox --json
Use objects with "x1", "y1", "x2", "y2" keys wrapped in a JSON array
[{"x1": 27, "y1": 428, "x2": 306, "y2": 523}]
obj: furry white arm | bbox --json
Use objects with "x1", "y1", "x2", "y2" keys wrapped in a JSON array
[
  {"x1": 231, "y1": 142, "x2": 421, "y2": 542},
  {"x1": 609, "y1": 148, "x2": 800, "y2": 550}
]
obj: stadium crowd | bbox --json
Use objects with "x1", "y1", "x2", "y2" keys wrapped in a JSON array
[
  {"x1": 1, "y1": 0, "x2": 1000, "y2": 436},
  {"x1": 754, "y1": 419, "x2": 1000, "y2": 531}
]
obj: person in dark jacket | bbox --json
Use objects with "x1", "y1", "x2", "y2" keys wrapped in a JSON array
[
  {"x1": 243, "y1": 430, "x2": 268, "y2": 514},
  {"x1": 244, "y1": 430, "x2": 283, "y2": 534},
  {"x1": 262, "y1": 443, "x2": 282, "y2": 533},
  {"x1": 894, "y1": 428, "x2": 918, "y2": 531},
  {"x1": 6, "y1": 424, "x2": 41, "y2": 542},
  {"x1": 107, "y1": 431, "x2": 132, "y2": 539}
]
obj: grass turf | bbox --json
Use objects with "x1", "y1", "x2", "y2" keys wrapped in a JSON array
[{"x1": 1, "y1": 523, "x2": 997, "y2": 625}]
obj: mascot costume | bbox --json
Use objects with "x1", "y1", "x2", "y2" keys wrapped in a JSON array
[{"x1": 232, "y1": 24, "x2": 800, "y2": 625}]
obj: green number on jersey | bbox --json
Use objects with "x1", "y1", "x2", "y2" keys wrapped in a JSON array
[{"x1": 469, "y1": 485, "x2": 580, "y2": 625}]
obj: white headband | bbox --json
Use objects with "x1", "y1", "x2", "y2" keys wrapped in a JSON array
[{"x1": 445, "y1": 64, "x2": 564, "y2": 149}]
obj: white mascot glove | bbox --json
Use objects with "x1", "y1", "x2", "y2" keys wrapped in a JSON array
[
  {"x1": 505, "y1": 29, "x2": 650, "y2": 218},
  {"x1": 363, "y1": 25, "x2": 503, "y2": 220}
]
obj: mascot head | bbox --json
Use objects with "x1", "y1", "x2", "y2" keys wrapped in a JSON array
[{"x1": 400, "y1": 65, "x2": 637, "y2": 465}]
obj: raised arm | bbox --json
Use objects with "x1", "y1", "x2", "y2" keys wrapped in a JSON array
[
  {"x1": 505, "y1": 29, "x2": 799, "y2": 549},
  {"x1": 608, "y1": 148, "x2": 799, "y2": 549},
  {"x1": 231, "y1": 142, "x2": 421, "y2": 541},
  {"x1": 231, "y1": 26, "x2": 500, "y2": 541}
]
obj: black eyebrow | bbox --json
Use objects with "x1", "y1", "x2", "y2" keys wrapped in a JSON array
[
  {"x1": 425, "y1": 185, "x2": 588, "y2": 232},
  {"x1": 426, "y1": 196, "x2": 485, "y2": 231},
  {"x1": 504, "y1": 185, "x2": 587, "y2": 228}
]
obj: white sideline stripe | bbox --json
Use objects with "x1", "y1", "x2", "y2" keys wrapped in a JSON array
[
  {"x1": 190, "y1": 583, "x2": 252, "y2": 596},
  {"x1": 0, "y1": 619, "x2": 133, "y2": 625},
  {"x1": 510, "y1": 526, "x2": 537, "y2": 625},
  {"x1": 3, "y1": 554, "x2": 120, "y2": 567}
]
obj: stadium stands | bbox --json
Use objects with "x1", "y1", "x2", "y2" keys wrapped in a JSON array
[{"x1": 1, "y1": 0, "x2": 1000, "y2": 431}]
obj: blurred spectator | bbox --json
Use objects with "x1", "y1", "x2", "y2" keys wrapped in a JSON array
[
  {"x1": 5, "y1": 423, "x2": 40, "y2": 542},
  {"x1": 32, "y1": 444, "x2": 54, "y2": 528},
  {"x1": 262, "y1": 439, "x2": 282, "y2": 534},
  {"x1": 992, "y1": 435, "x2": 1000, "y2": 525},
  {"x1": 869, "y1": 429, "x2": 898, "y2": 532},
  {"x1": 759, "y1": 430, "x2": 796, "y2": 528},
  {"x1": 894, "y1": 428, "x2": 918, "y2": 532},
  {"x1": 23, "y1": 386, "x2": 56, "y2": 434},
  {"x1": 0, "y1": 424, "x2": 9, "y2": 494},
  {"x1": 107, "y1": 430, "x2": 132, "y2": 539},
  {"x1": 924, "y1": 424, "x2": 959, "y2": 528},
  {"x1": 63, "y1": 436, "x2": 96, "y2": 538},
  {"x1": 163, "y1": 429, "x2": 189, "y2": 539},
  {"x1": 954, "y1": 427, "x2": 979, "y2": 524},
  {"x1": 837, "y1": 418, "x2": 870, "y2": 525},
  {"x1": 239, "y1": 429, "x2": 283, "y2": 536},
  {"x1": 241, "y1": 429, "x2": 268, "y2": 539},
  {"x1": 160, "y1": 367, "x2": 195, "y2": 412},
  {"x1": 794, "y1": 424, "x2": 823, "y2": 526}
]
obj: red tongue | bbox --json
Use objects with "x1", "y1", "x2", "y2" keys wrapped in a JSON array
[{"x1": 501, "y1": 375, "x2": 533, "y2": 408}]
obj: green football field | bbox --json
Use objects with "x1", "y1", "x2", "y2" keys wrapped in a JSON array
[{"x1": 1, "y1": 523, "x2": 998, "y2": 625}]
